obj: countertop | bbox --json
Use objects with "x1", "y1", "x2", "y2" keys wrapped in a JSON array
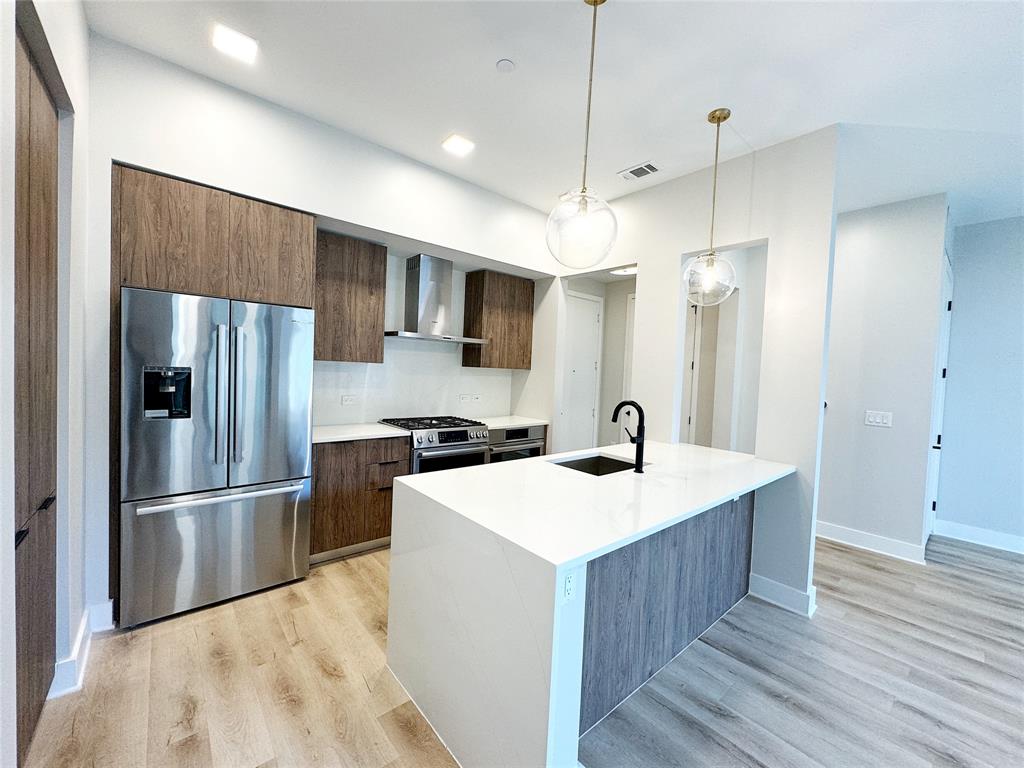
[
  {"x1": 479, "y1": 415, "x2": 549, "y2": 430},
  {"x1": 312, "y1": 423, "x2": 410, "y2": 443},
  {"x1": 395, "y1": 441, "x2": 795, "y2": 569}
]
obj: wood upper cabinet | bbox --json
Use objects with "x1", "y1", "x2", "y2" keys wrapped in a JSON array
[
  {"x1": 229, "y1": 195, "x2": 315, "y2": 307},
  {"x1": 311, "y1": 438, "x2": 409, "y2": 556},
  {"x1": 314, "y1": 231, "x2": 387, "y2": 362},
  {"x1": 462, "y1": 270, "x2": 535, "y2": 370},
  {"x1": 118, "y1": 166, "x2": 231, "y2": 296}
]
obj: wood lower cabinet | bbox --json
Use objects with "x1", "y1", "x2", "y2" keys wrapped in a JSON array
[
  {"x1": 229, "y1": 195, "x2": 315, "y2": 307},
  {"x1": 462, "y1": 269, "x2": 535, "y2": 370},
  {"x1": 117, "y1": 166, "x2": 230, "y2": 296},
  {"x1": 311, "y1": 438, "x2": 409, "y2": 557},
  {"x1": 15, "y1": 28, "x2": 58, "y2": 766},
  {"x1": 314, "y1": 231, "x2": 387, "y2": 363}
]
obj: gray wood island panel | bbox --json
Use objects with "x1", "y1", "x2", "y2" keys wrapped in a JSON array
[{"x1": 579, "y1": 492, "x2": 754, "y2": 734}]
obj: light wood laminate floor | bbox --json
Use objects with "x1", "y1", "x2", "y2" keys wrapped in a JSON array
[
  {"x1": 580, "y1": 536, "x2": 1024, "y2": 768},
  {"x1": 25, "y1": 537, "x2": 1022, "y2": 768}
]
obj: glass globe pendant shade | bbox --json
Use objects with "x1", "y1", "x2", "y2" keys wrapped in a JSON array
[
  {"x1": 682, "y1": 251, "x2": 737, "y2": 306},
  {"x1": 546, "y1": 187, "x2": 618, "y2": 269}
]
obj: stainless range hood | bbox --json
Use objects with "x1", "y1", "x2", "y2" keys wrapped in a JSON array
[{"x1": 385, "y1": 254, "x2": 487, "y2": 345}]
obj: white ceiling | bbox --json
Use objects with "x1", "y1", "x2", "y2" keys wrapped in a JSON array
[{"x1": 84, "y1": 1, "x2": 1022, "y2": 215}]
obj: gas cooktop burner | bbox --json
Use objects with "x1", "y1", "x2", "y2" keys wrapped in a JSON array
[{"x1": 380, "y1": 416, "x2": 486, "y2": 431}]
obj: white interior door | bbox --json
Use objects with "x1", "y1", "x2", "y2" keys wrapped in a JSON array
[
  {"x1": 924, "y1": 255, "x2": 954, "y2": 540},
  {"x1": 620, "y1": 294, "x2": 637, "y2": 441},
  {"x1": 563, "y1": 292, "x2": 603, "y2": 451}
]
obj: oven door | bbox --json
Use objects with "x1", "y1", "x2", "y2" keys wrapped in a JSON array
[
  {"x1": 412, "y1": 444, "x2": 490, "y2": 474},
  {"x1": 488, "y1": 438, "x2": 547, "y2": 463}
]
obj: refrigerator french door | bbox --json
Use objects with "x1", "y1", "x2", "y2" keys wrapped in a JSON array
[{"x1": 120, "y1": 288, "x2": 314, "y2": 626}]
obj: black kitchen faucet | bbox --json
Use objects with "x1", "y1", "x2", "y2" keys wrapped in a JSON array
[{"x1": 611, "y1": 400, "x2": 645, "y2": 473}]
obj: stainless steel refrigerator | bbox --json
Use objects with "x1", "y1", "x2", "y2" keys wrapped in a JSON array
[{"x1": 119, "y1": 288, "x2": 314, "y2": 626}]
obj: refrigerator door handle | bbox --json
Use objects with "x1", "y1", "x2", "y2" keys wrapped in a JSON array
[
  {"x1": 135, "y1": 483, "x2": 306, "y2": 516},
  {"x1": 215, "y1": 324, "x2": 228, "y2": 464},
  {"x1": 233, "y1": 325, "x2": 244, "y2": 464}
]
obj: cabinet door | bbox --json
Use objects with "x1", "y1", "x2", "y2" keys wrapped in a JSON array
[
  {"x1": 118, "y1": 167, "x2": 230, "y2": 296},
  {"x1": 16, "y1": 30, "x2": 58, "y2": 528},
  {"x1": 463, "y1": 270, "x2": 535, "y2": 370},
  {"x1": 314, "y1": 231, "x2": 386, "y2": 362},
  {"x1": 229, "y1": 196, "x2": 314, "y2": 308},
  {"x1": 15, "y1": 507, "x2": 56, "y2": 767},
  {"x1": 311, "y1": 441, "x2": 370, "y2": 554}
]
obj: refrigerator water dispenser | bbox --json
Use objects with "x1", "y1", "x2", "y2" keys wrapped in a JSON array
[{"x1": 143, "y1": 366, "x2": 191, "y2": 419}]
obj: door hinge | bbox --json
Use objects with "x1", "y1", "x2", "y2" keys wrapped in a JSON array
[
  {"x1": 690, "y1": 361, "x2": 695, "y2": 370},
  {"x1": 687, "y1": 416, "x2": 692, "y2": 425},
  {"x1": 942, "y1": 368, "x2": 947, "y2": 378},
  {"x1": 931, "y1": 501, "x2": 937, "y2": 512},
  {"x1": 947, "y1": 300, "x2": 952, "y2": 311},
  {"x1": 936, "y1": 433, "x2": 942, "y2": 445}
]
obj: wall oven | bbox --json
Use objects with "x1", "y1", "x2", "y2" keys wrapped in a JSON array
[{"x1": 488, "y1": 425, "x2": 547, "y2": 463}]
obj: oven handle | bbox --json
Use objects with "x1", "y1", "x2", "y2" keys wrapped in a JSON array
[
  {"x1": 489, "y1": 439, "x2": 547, "y2": 455},
  {"x1": 413, "y1": 443, "x2": 489, "y2": 473}
]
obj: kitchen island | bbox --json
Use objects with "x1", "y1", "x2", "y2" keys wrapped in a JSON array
[{"x1": 386, "y1": 440, "x2": 796, "y2": 768}]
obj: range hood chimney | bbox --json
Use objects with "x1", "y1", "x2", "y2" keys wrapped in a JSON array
[{"x1": 384, "y1": 254, "x2": 487, "y2": 345}]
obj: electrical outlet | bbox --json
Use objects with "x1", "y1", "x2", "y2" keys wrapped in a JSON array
[
  {"x1": 864, "y1": 410, "x2": 893, "y2": 428},
  {"x1": 342, "y1": 395, "x2": 356, "y2": 406},
  {"x1": 471, "y1": 394, "x2": 481, "y2": 402},
  {"x1": 563, "y1": 573, "x2": 577, "y2": 600},
  {"x1": 459, "y1": 394, "x2": 471, "y2": 403}
]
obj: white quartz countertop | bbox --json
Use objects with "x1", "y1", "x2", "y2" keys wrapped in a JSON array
[
  {"x1": 395, "y1": 441, "x2": 795, "y2": 569},
  {"x1": 313, "y1": 423, "x2": 410, "y2": 443},
  {"x1": 479, "y1": 415, "x2": 549, "y2": 430}
]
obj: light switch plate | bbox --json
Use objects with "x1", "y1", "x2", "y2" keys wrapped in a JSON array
[
  {"x1": 471, "y1": 394, "x2": 481, "y2": 402},
  {"x1": 864, "y1": 410, "x2": 893, "y2": 428},
  {"x1": 459, "y1": 394, "x2": 471, "y2": 403},
  {"x1": 342, "y1": 395, "x2": 356, "y2": 406}
]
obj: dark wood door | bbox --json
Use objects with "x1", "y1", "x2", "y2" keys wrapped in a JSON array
[
  {"x1": 118, "y1": 166, "x2": 230, "y2": 297},
  {"x1": 462, "y1": 270, "x2": 535, "y2": 370},
  {"x1": 14, "y1": 507, "x2": 57, "y2": 767},
  {"x1": 14, "y1": 28, "x2": 58, "y2": 766},
  {"x1": 311, "y1": 439, "x2": 408, "y2": 555},
  {"x1": 314, "y1": 231, "x2": 387, "y2": 362},
  {"x1": 229, "y1": 195, "x2": 314, "y2": 308}
]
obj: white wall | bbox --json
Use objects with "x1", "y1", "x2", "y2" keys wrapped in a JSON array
[
  {"x1": 818, "y1": 195, "x2": 948, "y2": 561},
  {"x1": 591, "y1": 127, "x2": 840, "y2": 612},
  {"x1": 313, "y1": 254, "x2": 513, "y2": 424},
  {"x1": 936, "y1": 216, "x2": 1024, "y2": 550},
  {"x1": 85, "y1": 35, "x2": 552, "y2": 617},
  {"x1": 598, "y1": 278, "x2": 635, "y2": 446},
  {"x1": 511, "y1": 277, "x2": 565, "y2": 447}
]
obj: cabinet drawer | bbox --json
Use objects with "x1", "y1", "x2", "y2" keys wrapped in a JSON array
[
  {"x1": 367, "y1": 460, "x2": 410, "y2": 491},
  {"x1": 364, "y1": 438, "x2": 409, "y2": 464}
]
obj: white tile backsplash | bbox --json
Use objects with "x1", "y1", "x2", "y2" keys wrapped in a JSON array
[{"x1": 313, "y1": 337, "x2": 513, "y2": 424}]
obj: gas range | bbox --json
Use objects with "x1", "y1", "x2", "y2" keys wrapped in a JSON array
[{"x1": 379, "y1": 416, "x2": 489, "y2": 449}]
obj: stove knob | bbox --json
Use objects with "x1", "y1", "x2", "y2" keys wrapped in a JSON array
[
  {"x1": 416, "y1": 435, "x2": 423, "y2": 444},
  {"x1": 472, "y1": 431, "x2": 478, "y2": 439},
  {"x1": 428, "y1": 434, "x2": 435, "y2": 443}
]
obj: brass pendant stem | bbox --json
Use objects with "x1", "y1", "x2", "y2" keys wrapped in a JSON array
[
  {"x1": 709, "y1": 119, "x2": 721, "y2": 253},
  {"x1": 580, "y1": 0, "x2": 599, "y2": 193}
]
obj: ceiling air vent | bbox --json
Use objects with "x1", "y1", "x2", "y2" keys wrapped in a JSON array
[{"x1": 618, "y1": 162, "x2": 659, "y2": 181}]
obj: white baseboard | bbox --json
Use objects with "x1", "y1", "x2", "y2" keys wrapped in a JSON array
[
  {"x1": 932, "y1": 520, "x2": 1024, "y2": 554},
  {"x1": 749, "y1": 573, "x2": 817, "y2": 617},
  {"x1": 816, "y1": 521, "x2": 926, "y2": 565},
  {"x1": 88, "y1": 599, "x2": 114, "y2": 632},
  {"x1": 48, "y1": 607, "x2": 92, "y2": 699}
]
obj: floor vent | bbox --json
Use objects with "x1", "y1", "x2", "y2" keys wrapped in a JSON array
[{"x1": 618, "y1": 162, "x2": 659, "y2": 181}]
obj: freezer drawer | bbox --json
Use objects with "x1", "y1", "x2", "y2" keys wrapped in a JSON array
[
  {"x1": 119, "y1": 479, "x2": 310, "y2": 626},
  {"x1": 121, "y1": 288, "x2": 230, "y2": 501},
  {"x1": 230, "y1": 301, "x2": 314, "y2": 487}
]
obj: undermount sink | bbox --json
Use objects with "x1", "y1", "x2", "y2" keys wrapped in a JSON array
[{"x1": 551, "y1": 454, "x2": 637, "y2": 476}]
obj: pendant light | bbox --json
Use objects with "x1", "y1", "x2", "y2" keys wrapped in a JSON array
[
  {"x1": 546, "y1": 0, "x2": 618, "y2": 269},
  {"x1": 682, "y1": 108, "x2": 738, "y2": 306}
]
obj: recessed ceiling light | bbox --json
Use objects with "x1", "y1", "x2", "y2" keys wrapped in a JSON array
[
  {"x1": 496, "y1": 58, "x2": 516, "y2": 74},
  {"x1": 212, "y1": 23, "x2": 258, "y2": 65},
  {"x1": 610, "y1": 265, "x2": 638, "y2": 276},
  {"x1": 442, "y1": 133, "x2": 475, "y2": 158}
]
